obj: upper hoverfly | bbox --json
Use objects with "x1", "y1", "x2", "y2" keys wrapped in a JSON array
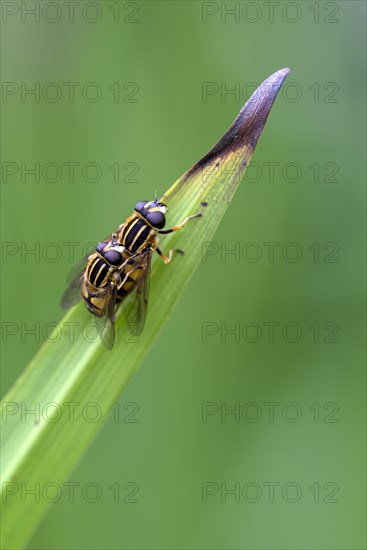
[{"x1": 61, "y1": 200, "x2": 202, "y2": 349}]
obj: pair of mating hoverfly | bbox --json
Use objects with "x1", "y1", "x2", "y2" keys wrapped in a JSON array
[{"x1": 61, "y1": 200, "x2": 202, "y2": 349}]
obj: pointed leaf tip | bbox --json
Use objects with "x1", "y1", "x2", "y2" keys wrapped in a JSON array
[{"x1": 182, "y1": 68, "x2": 291, "y2": 180}]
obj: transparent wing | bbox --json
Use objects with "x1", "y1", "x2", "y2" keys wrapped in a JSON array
[
  {"x1": 65, "y1": 254, "x2": 89, "y2": 286},
  {"x1": 124, "y1": 251, "x2": 152, "y2": 337},
  {"x1": 60, "y1": 262, "x2": 87, "y2": 309},
  {"x1": 99, "y1": 284, "x2": 118, "y2": 350}
]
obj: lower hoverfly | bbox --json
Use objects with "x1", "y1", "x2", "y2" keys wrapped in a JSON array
[{"x1": 61, "y1": 200, "x2": 202, "y2": 349}]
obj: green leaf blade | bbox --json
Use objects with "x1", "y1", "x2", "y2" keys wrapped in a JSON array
[{"x1": 1, "y1": 68, "x2": 290, "y2": 549}]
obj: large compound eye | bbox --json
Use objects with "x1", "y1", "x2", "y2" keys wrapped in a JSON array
[
  {"x1": 146, "y1": 211, "x2": 165, "y2": 229},
  {"x1": 103, "y1": 249, "x2": 122, "y2": 266},
  {"x1": 96, "y1": 241, "x2": 108, "y2": 253},
  {"x1": 134, "y1": 201, "x2": 148, "y2": 213}
]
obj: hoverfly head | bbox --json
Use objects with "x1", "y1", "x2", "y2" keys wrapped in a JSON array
[{"x1": 134, "y1": 199, "x2": 168, "y2": 229}]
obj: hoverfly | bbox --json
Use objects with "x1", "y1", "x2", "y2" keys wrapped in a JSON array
[{"x1": 61, "y1": 200, "x2": 202, "y2": 349}]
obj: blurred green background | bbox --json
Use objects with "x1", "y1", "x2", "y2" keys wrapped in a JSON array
[{"x1": 1, "y1": 1, "x2": 365, "y2": 548}]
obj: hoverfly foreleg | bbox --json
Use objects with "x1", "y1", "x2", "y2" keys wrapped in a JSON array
[
  {"x1": 157, "y1": 212, "x2": 202, "y2": 235},
  {"x1": 116, "y1": 257, "x2": 144, "y2": 291},
  {"x1": 156, "y1": 246, "x2": 184, "y2": 264}
]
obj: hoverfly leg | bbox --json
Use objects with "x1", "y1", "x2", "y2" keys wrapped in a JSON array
[
  {"x1": 157, "y1": 212, "x2": 202, "y2": 235},
  {"x1": 156, "y1": 246, "x2": 184, "y2": 264}
]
